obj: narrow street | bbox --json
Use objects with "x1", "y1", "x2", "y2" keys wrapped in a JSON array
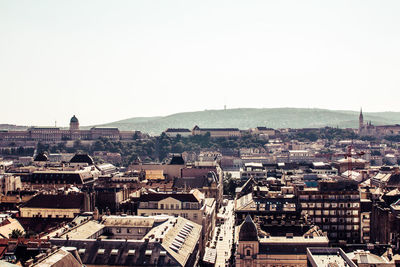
[{"x1": 212, "y1": 200, "x2": 235, "y2": 267}]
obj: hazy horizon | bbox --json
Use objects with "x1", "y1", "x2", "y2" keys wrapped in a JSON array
[
  {"x1": 2, "y1": 1, "x2": 400, "y2": 126},
  {"x1": 1, "y1": 107, "x2": 399, "y2": 128}
]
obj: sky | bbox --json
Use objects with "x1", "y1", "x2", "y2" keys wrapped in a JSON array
[{"x1": 1, "y1": 0, "x2": 400, "y2": 126}]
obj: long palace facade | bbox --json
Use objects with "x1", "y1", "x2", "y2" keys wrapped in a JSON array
[{"x1": 0, "y1": 115, "x2": 139, "y2": 142}]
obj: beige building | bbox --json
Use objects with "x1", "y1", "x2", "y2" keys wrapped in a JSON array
[
  {"x1": 137, "y1": 189, "x2": 216, "y2": 249},
  {"x1": 129, "y1": 163, "x2": 184, "y2": 181},
  {"x1": 49, "y1": 215, "x2": 202, "y2": 267},
  {"x1": 101, "y1": 215, "x2": 157, "y2": 240},
  {"x1": 20, "y1": 193, "x2": 86, "y2": 218},
  {"x1": 298, "y1": 178, "x2": 361, "y2": 244},
  {"x1": 137, "y1": 190, "x2": 204, "y2": 226},
  {"x1": 250, "y1": 127, "x2": 276, "y2": 137},
  {"x1": 192, "y1": 125, "x2": 241, "y2": 138},
  {"x1": 164, "y1": 128, "x2": 192, "y2": 137},
  {"x1": 0, "y1": 115, "x2": 141, "y2": 142},
  {"x1": 0, "y1": 174, "x2": 21, "y2": 194}
]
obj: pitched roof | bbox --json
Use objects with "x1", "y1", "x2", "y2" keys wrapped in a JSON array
[
  {"x1": 49, "y1": 216, "x2": 202, "y2": 267},
  {"x1": 34, "y1": 152, "x2": 48, "y2": 162},
  {"x1": 165, "y1": 128, "x2": 191, "y2": 133},
  {"x1": 173, "y1": 172, "x2": 218, "y2": 189},
  {"x1": 22, "y1": 193, "x2": 85, "y2": 209},
  {"x1": 197, "y1": 127, "x2": 239, "y2": 131},
  {"x1": 69, "y1": 154, "x2": 94, "y2": 165},
  {"x1": 387, "y1": 174, "x2": 400, "y2": 186},
  {"x1": 158, "y1": 217, "x2": 202, "y2": 266},
  {"x1": 239, "y1": 215, "x2": 258, "y2": 241},
  {"x1": 0, "y1": 218, "x2": 25, "y2": 238},
  {"x1": 33, "y1": 247, "x2": 83, "y2": 267},
  {"x1": 256, "y1": 127, "x2": 274, "y2": 131},
  {"x1": 138, "y1": 193, "x2": 200, "y2": 203},
  {"x1": 169, "y1": 155, "x2": 185, "y2": 165}
]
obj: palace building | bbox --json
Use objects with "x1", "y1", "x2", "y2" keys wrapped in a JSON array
[{"x1": 0, "y1": 115, "x2": 141, "y2": 142}]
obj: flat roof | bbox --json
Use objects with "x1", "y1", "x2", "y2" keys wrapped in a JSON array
[
  {"x1": 203, "y1": 247, "x2": 217, "y2": 264},
  {"x1": 260, "y1": 236, "x2": 329, "y2": 244},
  {"x1": 59, "y1": 220, "x2": 104, "y2": 239},
  {"x1": 102, "y1": 216, "x2": 155, "y2": 227},
  {"x1": 312, "y1": 254, "x2": 348, "y2": 266},
  {"x1": 307, "y1": 248, "x2": 357, "y2": 267}
]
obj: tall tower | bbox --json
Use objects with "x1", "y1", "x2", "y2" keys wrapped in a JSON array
[
  {"x1": 359, "y1": 108, "x2": 364, "y2": 132},
  {"x1": 70, "y1": 115, "x2": 79, "y2": 131}
]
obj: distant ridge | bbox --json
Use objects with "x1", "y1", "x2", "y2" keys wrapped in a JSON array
[
  {"x1": 93, "y1": 108, "x2": 400, "y2": 135},
  {"x1": 0, "y1": 124, "x2": 29, "y2": 131},
  {"x1": 2, "y1": 108, "x2": 399, "y2": 135}
]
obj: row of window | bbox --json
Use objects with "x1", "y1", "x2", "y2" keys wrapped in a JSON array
[
  {"x1": 329, "y1": 232, "x2": 359, "y2": 238},
  {"x1": 302, "y1": 209, "x2": 359, "y2": 216},
  {"x1": 115, "y1": 228, "x2": 143, "y2": 234},
  {"x1": 299, "y1": 194, "x2": 359, "y2": 200},
  {"x1": 322, "y1": 225, "x2": 360, "y2": 231},
  {"x1": 300, "y1": 202, "x2": 359, "y2": 208},
  {"x1": 140, "y1": 202, "x2": 199, "y2": 210},
  {"x1": 140, "y1": 212, "x2": 199, "y2": 220},
  {"x1": 30, "y1": 214, "x2": 69, "y2": 218}
]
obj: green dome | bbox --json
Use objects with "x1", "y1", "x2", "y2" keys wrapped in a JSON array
[{"x1": 70, "y1": 115, "x2": 79, "y2": 123}]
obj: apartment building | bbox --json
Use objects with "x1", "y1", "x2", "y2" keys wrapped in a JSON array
[
  {"x1": 136, "y1": 189, "x2": 216, "y2": 246},
  {"x1": 298, "y1": 177, "x2": 361, "y2": 244}
]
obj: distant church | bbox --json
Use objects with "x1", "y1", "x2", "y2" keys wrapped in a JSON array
[{"x1": 358, "y1": 109, "x2": 400, "y2": 136}]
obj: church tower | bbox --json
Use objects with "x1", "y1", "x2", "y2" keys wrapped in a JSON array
[{"x1": 359, "y1": 108, "x2": 364, "y2": 132}]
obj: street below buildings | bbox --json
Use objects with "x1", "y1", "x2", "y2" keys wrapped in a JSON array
[{"x1": 211, "y1": 199, "x2": 235, "y2": 267}]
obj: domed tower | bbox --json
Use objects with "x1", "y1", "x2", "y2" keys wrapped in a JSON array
[
  {"x1": 70, "y1": 115, "x2": 79, "y2": 131},
  {"x1": 237, "y1": 215, "x2": 259, "y2": 263}
]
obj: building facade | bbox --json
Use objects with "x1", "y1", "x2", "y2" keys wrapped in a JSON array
[
  {"x1": 0, "y1": 115, "x2": 141, "y2": 142},
  {"x1": 298, "y1": 178, "x2": 361, "y2": 245}
]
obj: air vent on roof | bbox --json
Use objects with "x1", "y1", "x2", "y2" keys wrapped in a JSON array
[
  {"x1": 169, "y1": 244, "x2": 179, "y2": 252},
  {"x1": 286, "y1": 233, "x2": 293, "y2": 239}
]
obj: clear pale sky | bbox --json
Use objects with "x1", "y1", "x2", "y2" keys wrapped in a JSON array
[{"x1": 1, "y1": 0, "x2": 400, "y2": 126}]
